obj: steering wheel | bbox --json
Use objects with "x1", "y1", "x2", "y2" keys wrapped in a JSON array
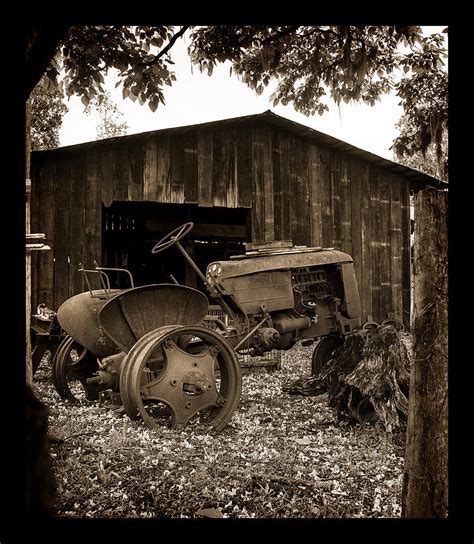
[{"x1": 151, "y1": 222, "x2": 194, "y2": 254}]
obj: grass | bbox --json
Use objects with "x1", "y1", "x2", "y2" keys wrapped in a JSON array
[{"x1": 33, "y1": 343, "x2": 406, "y2": 519}]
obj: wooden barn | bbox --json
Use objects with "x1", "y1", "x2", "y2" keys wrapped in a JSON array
[{"x1": 29, "y1": 110, "x2": 445, "y2": 326}]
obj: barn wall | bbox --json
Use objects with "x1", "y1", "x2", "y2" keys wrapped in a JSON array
[{"x1": 31, "y1": 121, "x2": 411, "y2": 324}]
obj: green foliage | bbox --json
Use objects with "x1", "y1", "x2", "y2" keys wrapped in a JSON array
[
  {"x1": 30, "y1": 75, "x2": 68, "y2": 150},
  {"x1": 84, "y1": 92, "x2": 129, "y2": 139}
]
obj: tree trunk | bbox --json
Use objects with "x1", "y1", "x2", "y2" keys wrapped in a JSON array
[
  {"x1": 26, "y1": 97, "x2": 32, "y2": 386},
  {"x1": 402, "y1": 188, "x2": 448, "y2": 517}
]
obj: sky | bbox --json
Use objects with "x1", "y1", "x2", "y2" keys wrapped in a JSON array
[{"x1": 59, "y1": 26, "x2": 446, "y2": 161}]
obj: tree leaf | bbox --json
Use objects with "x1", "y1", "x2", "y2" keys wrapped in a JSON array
[{"x1": 81, "y1": 95, "x2": 90, "y2": 107}]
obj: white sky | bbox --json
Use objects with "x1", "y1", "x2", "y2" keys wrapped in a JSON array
[{"x1": 59, "y1": 26, "x2": 446, "y2": 161}]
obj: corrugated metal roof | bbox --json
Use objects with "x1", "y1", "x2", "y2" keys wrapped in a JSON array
[{"x1": 33, "y1": 110, "x2": 447, "y2": 189}]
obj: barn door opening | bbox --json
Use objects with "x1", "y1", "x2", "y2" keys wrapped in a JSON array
[{"x1": 102, "y1": 202, "x2": 249, "y2": 291}]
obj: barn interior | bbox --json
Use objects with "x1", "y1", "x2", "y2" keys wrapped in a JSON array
[{"x1": 101, "y1": 201, "x2": 250, "y2": 292}]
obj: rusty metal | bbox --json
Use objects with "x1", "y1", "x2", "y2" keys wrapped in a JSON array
[
  {"x1": 98, "y1": 284, "x2": 209, "y2": 354},
  {"x1": 57, "y1": 291, "x2": 121, "y2": 358},
  {"x1": 51, "y1": 335, "x2": 104, "y2": 402},
  {"x1": 118, "y1": 325, "x2": 241, "y2": 430},
  {"x1": 311, "y1": 335, "x2": 343, "y2": 376}
]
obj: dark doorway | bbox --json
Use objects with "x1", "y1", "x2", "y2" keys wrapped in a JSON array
[{"x1": 102, "y1": 202, "x2": 250, "y2": 290}]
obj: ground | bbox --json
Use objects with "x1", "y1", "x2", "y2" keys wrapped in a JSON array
[{"x1": 32, "y1": 344, "x2": 406, "y2": 519}]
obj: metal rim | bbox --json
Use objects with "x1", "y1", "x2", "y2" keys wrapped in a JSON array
[
  {"x1": 119, "y1": 325, "x2": 242, "y2": 431},
  {"x1": 151, "y1": 222, "x2": 194, "y2": 254},
  {"x1": 311, "y1": 335, "x2": 343, "y2": 376},
  {"x1": 51, "y1": 335, "x2": 101, "y2": 402}
]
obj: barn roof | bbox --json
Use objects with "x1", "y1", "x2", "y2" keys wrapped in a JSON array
[{"x1": 34, "y1": 109, "x2": 447, "y2": 190}]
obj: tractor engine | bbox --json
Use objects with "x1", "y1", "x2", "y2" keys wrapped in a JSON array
[{"x1": 205, "y1": 244, "x2": 362, "y2": 354}]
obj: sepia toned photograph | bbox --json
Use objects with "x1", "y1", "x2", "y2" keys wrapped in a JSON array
[{"x1": 21, "y1": 25, "x2": 450, "y2": 529}]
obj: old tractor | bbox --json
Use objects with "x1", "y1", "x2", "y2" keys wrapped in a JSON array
[{"x1": 51, "y1": 222, "x2": 362, "y2": 431}]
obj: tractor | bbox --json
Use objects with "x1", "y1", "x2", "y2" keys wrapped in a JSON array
[{"x1": 50, "y1": 222, "x2": 362, "y2": 431}]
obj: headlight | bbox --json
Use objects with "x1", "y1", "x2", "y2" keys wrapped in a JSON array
[{"x1": 207, "y1": 263, "x2": 222, "y2": 282}]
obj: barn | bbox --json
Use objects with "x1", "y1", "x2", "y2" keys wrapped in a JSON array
[{"x1": 29, "y1": 110, "x2": 445, "y2": 326}]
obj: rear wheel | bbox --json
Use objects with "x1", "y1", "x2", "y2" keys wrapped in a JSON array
[
  {"x1": 51, "y1": 335, "x2": 102, "y2": 402},
  {"x1": 311, "y1": 335, "x2": 343, "y2": 376}
]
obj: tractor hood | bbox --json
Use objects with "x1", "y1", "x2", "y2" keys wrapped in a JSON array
[{"x1": 206, "y1": 247, "x2": 353, "y2": 281}]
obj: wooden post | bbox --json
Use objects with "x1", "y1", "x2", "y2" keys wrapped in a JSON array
[
  {"x1": 402, "y1": 188, "x2": 448, "y2": 517},
  {"x1": 26, "y1": 98, "x2": 32, "y2": 386}
]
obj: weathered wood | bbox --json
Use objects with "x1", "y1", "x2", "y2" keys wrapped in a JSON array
[
  {"x1": 144, "y1": 220, "x2": 247, "y2": 238},
  {"x1": 389, "y1": 174, "x2": 403, "y2": 323},
  {"x1": 30, "y1": 159, "x2": 40, "y2": 313},
  {"x1": 308, "y1": 143, "x2": 322, "y2": 247},
  {"x1": 54, "y1": 157, "x2": 71, "y2": 308},
  {"x1": 251, "y1": 123, "x2": 266, "y2": 243},
  {"x1": 170, "y1": 134, "x2": 185, "y2": 204},
  {"x1": 100, "y1": 145, "x2": 114, "y2": 208},
  {"x1": 37, "y1": 161, "x2": 56, "y2": 309},
  {"x1": 279, "y1": 132, "x2": 291, "y2": 241},
  {"x1": 272, "y1": 129, "x2": 282, "y2": 240},
  {"x1": 402, "y1": 188, "x2": 448, "y2": 518},
  {"x1": 69, "y1": 154, "x2": 85, "y2": 296},
  {"x1": 350, "y1": 159, "x2": 362, "y2": 303},
  {"x1": 156, "y1": 134, "x2": 171, "y2": 203},
  {"x1": 294, "y1": 139, "x2": 309, "y2": 246},
  {"x1": 360, "y1": 161, "x2": 372, "y2": 322},
  {"x1": 183, "y1": 132, "x2": 198, "y2": 204},
  {"x1": 212, "y1": 129, "x2": 227, "y2": 207},
  {"x1": 288, "y1": 134, "x2": 298, "y2": 244},
  {"x1": 340, "y1": 159, "x2": 352, "y2": 256},
  {"x1": 320, "y1": 147, "x2": 332, "y2": 247},
  {"x1": 370, "y1": 168, "x2": 382, "y2": 323},
  {"x1": 143, "y1": 138, "x2": 158, "y2": 201},
  {"x1": 227, "y1": 130, "x2": 238, "y2": 209},
  {"x1": 378, "y1": 171, "x2": 391, "y2": 321},
  {"x1": 113, "y1": 143, "x2": 129, "y2": 201},
  {"x1": 330, "y1": 152, "x2": 343, "y2": 250},
  {"x1": 198, "y1": 129, "x2": 213, "y2": 207},
  {"x1": 262, "y1": 124, "x2": 274, "y2": 242},
  {"x1": 85, "y1": 149, "x2": 102, "y2": 287},
  {"x1": 401, "y1": 186, "x2": 411, "y2": 328},
  {"x1": 128, "y1": 143, "x2": 144, "y2": 201},
  {"x1": 236, "y1": 125, "x2": 252, "y2": 208}
]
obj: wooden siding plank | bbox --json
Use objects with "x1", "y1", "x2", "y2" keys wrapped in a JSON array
[
  {"x1": 288, "y1": 134, "x2": 299, "y2": 244},
  {"x1": 262, "y1": 124, "x2": 274, "y2": 241},
  {"x1": 227, "y1": 129, "x2": 238, "y2": 209},
  {"x1": 349, "y1": 159, "x2": 362, "y2": 303},
  {"x1": 330, "y1": 152, "x2": 343, "y2": 250},
  {"x1": 100, "y1": 146, "x2": 114, "y2": 207},
  {"x1": 198, "y1": 129, "x2": 213, "y2": 207},
  {"x1": 30, "y1": 159, "x2": 40, "y2": 312},
  {"x1": 236, "y1": 125, "x2": 252, "y2": 208},
  {"x1": 69, "y1": 154, "x2": 86, "y2": 296},
  {"x1": 85, "y1": 149, "x2": 102, "y2": 288},
  {"x1": 128, "y1": 143, "x2": 144, "y2": 201},
  {"x1": 143, "y1": 139, "x2": 158, "y2": 201},
  {"x1": 389, "y1": 173, "x2": 403, "y2": 323},
  {"x1": 320, "y1": 147, "x2": 332, "y2": 247},
  {"x1": 113, "y1": 143, "x2": 129, "y2": 201},
  {"x1": 272, "y1": 128, "x2": 282, "y2": 241},
  {"x1": 156, "y1": 134, "x2": 171, "y2": 203},
  {"x1": 279, "y1": 132, "x2": 291, "y2": 241},
  {"x1": 212, "y1": 129, "x2": 227, "y2": 207},
  {"x1": 378, "y1": 171, "x2": 392, "y2": 321},
  {"x1": 401, "y1": 182, "x2": 411, "y2": 328},
  {"x1": 251, "y1": 123, "x2": 265, "y2": 243},
  {"x1": 360, "y1": 161, "x2": 372, "y2": 322},
  {"x1": 54, "y1": 157, "x2": 71, "y2": 308},
  {"x1": 370, "y1": 167, "x2": 382, "y2": 323},
  {"x1": 340, "y1": 158, "x2": 352, "y2": 256},
  {"x1": 184, "y1": 132, "x2": 198, "y2": 204},
  {"x1": 170, "y1": 134, "x2": 185, "y2": 204},
  {"x1": 308, "y1": 143, "x2": 323, "y2": 247}
]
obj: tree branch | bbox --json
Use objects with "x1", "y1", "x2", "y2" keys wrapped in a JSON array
[{"x1": 142, "y1": 25, "x2": 191, "y2": 66}]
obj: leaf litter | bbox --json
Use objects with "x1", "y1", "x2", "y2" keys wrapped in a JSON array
[{"x1": 33, "y1": 343, "x2": 406, "y2": 519}]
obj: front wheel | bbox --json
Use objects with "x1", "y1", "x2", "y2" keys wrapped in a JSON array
[
  {"x1": 311, "y1": 335, "x2": 343, "y2": 376},
  {"x1": 119, "y1": 325, "x2": 242, "y2": 431}
]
